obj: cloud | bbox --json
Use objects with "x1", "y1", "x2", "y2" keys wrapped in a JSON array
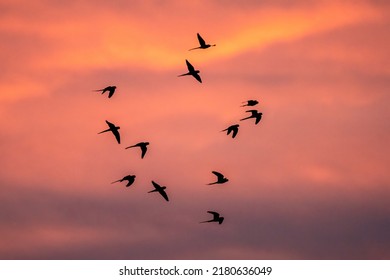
[
  {"x1": 0, "y1": 0, "x2": 389, "y2": 260},
  {"x1": 1, "y1": 180, "x2": 389, "y2": 259}
]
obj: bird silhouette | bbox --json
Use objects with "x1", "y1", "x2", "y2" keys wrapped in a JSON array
[
  {"x1": 98, "y1": 120, "x2": 120, "y2": 144},
  {"x1": 125, "y1": 142, "x2": 149, "y2": 159},
  {"x1": 189, "y1": 33, "x2": 216, "y2": 51},
  {"x1": 241, "y1": 100, "x2": 258, "y2": 107},
  {"x1": 200, "y1": 211, "x2": 224, "y2": 224},
  {"x1": 111, "y1": 175, "x2": 136, "y2": 187},
  {"x1": 93, "y1": 86, "x2": 116, "y2": 98},
  {"x1": 148, "y1": 181, "x2": 169, "y2": 202},
  {"x1": 240, "y1": 110, "x2": 263, "y2": 125},
  {"x1": 178, "y1": 59, "x2": 202, "y2": 83},
  {"x1": 221, "y1": 124, "x2": 239, "y2": 138},
  {"x1": 207, "y1": 171, "x2": 229, "y2": 185}
]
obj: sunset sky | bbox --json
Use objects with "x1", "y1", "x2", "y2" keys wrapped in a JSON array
[{"x1": 0, "y1": 0, "x2": 389, "y2": 259}]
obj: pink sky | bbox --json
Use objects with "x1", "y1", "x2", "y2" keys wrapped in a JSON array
[{"x1": 0, "y1": 0, "x2": 389, "y2": 259}]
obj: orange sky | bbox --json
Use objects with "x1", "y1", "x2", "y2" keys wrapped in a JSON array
[{"x1": 0, "y1": 0, "x2": 389, "y2": 259}]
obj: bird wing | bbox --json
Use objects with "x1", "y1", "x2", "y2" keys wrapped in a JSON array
[
  {"x1": 207, "y1": 211, "x2": 220, "y2": 219},
  {"x1": 255, "y1": 113, "x2": 262, "y2": 124},
  {"x1": 140, "y1": 144, "x2": 147, "y2": 158},
  {"x1": 105, "y1": 120, "x2": 113, "y2": 126},
  {"x1": 197, "y1": 33, "x2": 206, "y2": 47},
  {"x1": 112, "y1": 128, "x2": 120, "y2": 144},
  {"x1": 158, "y1": 189, "x2": 169, "y2": 201},
  {"x1": 126, "y1": 179, "x2": 135, "y2": 187},
  {"x1": 185, "y1": 60, "x2": 195, "y2": 72},
  {"x1": 124, "y1": 175, "x2": 134, "y2": 181},
  {"x1": 151, "y1": 180, "x2": 161, "y2": 190},
  {"x1": 212, "y1": 171, "x2": 224, "y2": 180},
  {"x1": 231, "y1": 126, "x2": 239, "y2": 138},
  {"x1": 192, "y1": 72, "x2": 202, "y2": 83},
  {"x1": 108, "y1": 88, "x2": 115, "y2": 98}
]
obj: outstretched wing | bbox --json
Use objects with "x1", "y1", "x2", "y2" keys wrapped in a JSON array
[
  {"x1": 207, "y1": 211, "x2": 220, "y2": 220},
  {"x1": 112, "y1": 129, "x2": 120, "y2": 144},
  {"x1": 104, "y1": 120, "x2": 120, "y2": 143},
  {"x1": 255, "y1": 113, "x2": 262, "y2": 124},
  {"x1": 158, "y1": 189, "x2": 169, "y2": 201},
  {"x1": 197, "y1": 33, "x2": 206, "y2": 47},
  {"x1": 108, "y1": 87, "x2": 115, "y2": 98},
  {"x1": 105, "y1": 120, "x2": 115, "y2": 128},
  {"x1": 192, "y1": 72, "x2": 202, "y2": 83},
  {"x1": 185, "y1": 60, "x2": 195, "y2": 72},
  {"x1": 140, "y1": 144, "x2": 148, "y2": 158},
  {"x1": 151, "y1": 180, "x2": 161, "y2": 189},
  {"x1": 231, "y1": 125, "x2": 239, "y2": 138},
  {"x1": 212, "y1": 171, "x2": 224, "y2": 180}
]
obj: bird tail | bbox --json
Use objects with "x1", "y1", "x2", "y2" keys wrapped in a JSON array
[
  {"x1": 188, "y1": 47, "x2": 200, "y2": 51},
  {"x1": 240, "y1": 117, "x2": 250, "y2": 121},
  {"x1": 125, "y1": 145, "x2": 135, "y2": 149},
  {"x1": 98, "y1": 128, "x2": 110, "y2": 134},
  {"x1": 178, "y1": 73, "x2": 190, "y2": 77},
  {"x1": 111, "y1": 180, "x2": 121, "y2": 184},
  {"x1": 148, "y1": 189, "x2": 157, "y2": 193}
]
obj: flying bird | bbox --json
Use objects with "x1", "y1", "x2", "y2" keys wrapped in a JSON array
[
  {"x1": 148, "y1": 181, "x2": 169, "y2": 202},
  {"x1": 200, "y1": 211, "x2": 224, "y2": 224},
  {"x1": 207, "y1": 171, "x2": 228, "y2": 185},
  {"x1": 241, "y1": 100, "x2": 259, "y2": 107},
  {"x1": 221, "y1": 124, "x2": 239, "y2": 139},
  {"x1": 178, "y1": 59, "x2": 202, "y2": 83},
  {"x1": 125, "y1": 142, "x2": 149, "y2": 159},
  {"x1": 189, "y1": 33, "x2": 216, "y2": 51},
  {"x1": 111, "y1": 175, "x2": 136, "y2": 187},
  {"x1": 98, "y1": 120, "x2": 120, "y2": 144},
  {"x1": 240, "y1": 110, "x2": 263, "y2": 125},
  {"x1": 93, "y1": 86, "x2": 116, "y2": 98}
]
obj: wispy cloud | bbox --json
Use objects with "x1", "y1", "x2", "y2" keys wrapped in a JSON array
[{"x1": 0, "y1": 0, "x2": 389, "y2": 259}]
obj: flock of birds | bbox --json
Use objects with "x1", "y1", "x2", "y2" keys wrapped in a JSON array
[{"x1": 95, "y1": 33, "x2": 262, "y2": 225}]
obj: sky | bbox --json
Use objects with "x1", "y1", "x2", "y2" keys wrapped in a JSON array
[{"x1": 0, "y1": 0, "x2": 389, "y2": 259}]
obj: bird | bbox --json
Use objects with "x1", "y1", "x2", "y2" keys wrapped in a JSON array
[
  {"x1": 93, "y1": 86, "x2": 116, "y2": 98},
  {"x1": 207, "y1": 171, "x2": 228, "y2": 185},
  {"x1": 221, "y1": 124, "x2": 239, "y2": 139},
  {"x1": 240, "y1": 110, "x2": 263, "y2": 125},
  {"x1": 148, "y1": 181, "x2": 169, "y2": 202},
  {"x1": 98, "y1": 120, "x2": 120, "y2": 144},
  {"x1": 189, "y1": 33, "x2": 216, "y2": 51},
  {"x1": 178, "y1": 59, "x2": 202, "y2": 83},
  {"x1": 125, "y1": 142, "x2": 149, "y2": 159},
  {"x1": 241, "y1": 100, "x2": 259, "y2": 107},
  {"x1": 111, "y1": 175, "x2": 136, "y2": 187},
  {"x1": 200, "y1": 211, "x2": 224, "y2": 224}
]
